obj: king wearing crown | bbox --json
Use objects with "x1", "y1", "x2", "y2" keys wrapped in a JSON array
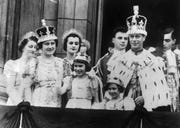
[{"x1": 110, "y1": 6, "x2": 171, "y2": 111}]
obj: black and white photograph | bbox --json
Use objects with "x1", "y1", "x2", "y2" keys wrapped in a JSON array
[{"x1": 0, "y1": 0, "x2": 180, "y2": 127}]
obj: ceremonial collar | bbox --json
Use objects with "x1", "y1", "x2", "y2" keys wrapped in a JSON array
[{"x1": 131, "y1": 48, "x2": 143, "y2": 55}]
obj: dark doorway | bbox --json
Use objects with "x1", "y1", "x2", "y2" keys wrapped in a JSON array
[{"x1": 101, "y1": 0, "x2": 180, "y2": 56}]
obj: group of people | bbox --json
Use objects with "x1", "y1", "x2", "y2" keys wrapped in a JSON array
[
  {"x1": 93, "y1": 5, "x2": 180, "y2": 112},
  {"x1": 3, "y1": 19, "x2": 102, "y2": 109},
  {"x1": 1, "y1": 5, "x2": 180, "y2": 112}
]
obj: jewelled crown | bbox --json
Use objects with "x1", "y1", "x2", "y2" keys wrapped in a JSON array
[
  {"x1": 36, "y1": 19, "x2": 58, "y2": 43},
  {"x1": 126, "y1": 5, "x2": 147, "y2": 36},
  {"x1": 107, "y1": 76, "x2": 124, "y2": 87},
  {"x1": 74, "y1": 52, "x2": 89, "y2": 63}
]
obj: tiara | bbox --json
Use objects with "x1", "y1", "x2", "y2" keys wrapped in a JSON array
[{"x1": 62, "y1": 28, "x2": 83, "y2": 43}]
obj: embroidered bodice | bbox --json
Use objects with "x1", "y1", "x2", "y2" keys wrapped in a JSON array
[
  {"x1": 35, "y1": 56, "x2": 63, "y2": 86},
  {"x1": 63, "y1": 58, "x2": 73, "y2": 78}
]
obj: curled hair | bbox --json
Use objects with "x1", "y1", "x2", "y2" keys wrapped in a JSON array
[
  {"x1": 18, "y1": 32, "x2": 38, "y2": 52},
  {"x1": 63, "y1": 33, "x2": 82, "y2": 52}
]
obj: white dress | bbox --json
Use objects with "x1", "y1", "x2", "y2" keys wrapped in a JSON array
[
  {"x1": 32, "y1": 56, "x2": 64, "y2": 107},
  {"x1": 63, "y1": 75, "x2": 99, "y2": 109},
  {"x1": 3, "y1": 58, "x2": 36, "y2": 105},
  {"x1": 92, "y1": 96, "x2": 135, "y2": 110}
]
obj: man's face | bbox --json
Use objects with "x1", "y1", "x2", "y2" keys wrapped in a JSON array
[
  {"x1": 112, "y1": 32, "x2": 128, "y2": 51},
  {"x1": 163, "y1": 33, "x2": 176, "y2": 51},
  {"x1": 129, "y1": 33, "x2": 145, "y2": 51}
]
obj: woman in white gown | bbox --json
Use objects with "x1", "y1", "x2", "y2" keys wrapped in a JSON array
[
  {"x1": 32, "y1": 20, "x2": 64, "y2": 107},
  {"x1": 3, "y1": 31, "x2": 38, "y2": 105}
]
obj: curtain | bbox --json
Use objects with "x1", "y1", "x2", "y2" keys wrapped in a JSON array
[{"x1": 0, "y1": 102, "x2": 180, "y2": 128}]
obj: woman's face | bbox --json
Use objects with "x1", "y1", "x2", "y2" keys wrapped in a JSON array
[
  {"x1": 66, "y1": 37, "x2": 80, "y2": 54},
  {"x1": 42, "y1": 40, "x2": 56, "y2": 56},
  {"x1": 23, "y1": 40, "x2": 37, "y2": 58},
  {"x1": 108, "y1": 84, "x2": 120, "y2": 99},
  {"x1": 74, "y1": 62, "x2": 86, "y2": 77}
]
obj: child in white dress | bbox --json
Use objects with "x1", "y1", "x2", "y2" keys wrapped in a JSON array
[
  {"x1": 60, "y1": 53, "x2": 101, "y2": 109},
  {"x1": 105, "y1": 77, "x2": 135, "y2": 110},
  {"x1": 92, "y1": 77, "x2": 135, "y2": 110}
]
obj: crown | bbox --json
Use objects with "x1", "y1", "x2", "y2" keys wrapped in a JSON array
[
  {"x1": 126, "y1": 5, "x2": 147, "y2": 36},
  {"x1": 36, "y1": 19, "x2": 58, "y2": 43},
  {"x1": 107, "y1": 76, "x2": 124, "y2": 87},
  {"x1": 62, "y1": 28, "x2": 83, "y2": 43},
  {"x1": 74, "y1": 52, "x2": 89, "y2": 63}
]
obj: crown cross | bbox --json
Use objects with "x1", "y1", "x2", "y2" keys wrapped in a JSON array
[
  {"x1": 139, "y1": 20, "x2": 144, "y2": 29},
  {"x1": 41, "y1": 19, "x2": 46, "y2": 26},
  {"x1": 132, "y1": 17, "x2": 137, "y2": 25},
  {"x1": 133, "y1": 6, "x2": 139, "y2": 16},
  {"x1": 46, "y1": 26, "x2": 51, "y2": 35},
  {"x1": 39, "y1": 31, "x2": 44, "y2": 36}
]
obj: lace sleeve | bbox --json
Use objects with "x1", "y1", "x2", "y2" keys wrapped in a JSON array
[
  {"x1": 3, "y1": 60, "x2": 16, "y2": 78},
  {"x1": 3, "y1": 60, "x2": 22, "y2": 103}
]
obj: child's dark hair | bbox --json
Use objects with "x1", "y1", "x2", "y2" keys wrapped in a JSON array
[
  {"x1": 72, "y1": 59, "x2": 91, "y2": 72},
  {"x1": 105, "y1": 77, "x2": 124, "y2": 93}
]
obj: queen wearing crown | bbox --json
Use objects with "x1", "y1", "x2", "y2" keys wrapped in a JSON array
[
  {"x1": 31, "y1": 20, "x2": 64, "y2": 107},
  {"x1": 110, "y1": 6, "x2": 171, "y2": 111}
]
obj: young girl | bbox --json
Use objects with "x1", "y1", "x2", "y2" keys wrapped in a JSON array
[
  {"x1": 92, "y1": 76, "x2": 135, "y2": 110},
  {"x1": 60, "y1": 53, "x2": 102, "y2": 109},
  {"x1": 105, "y1": 77, "x2": 135, "y2": 110}
]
